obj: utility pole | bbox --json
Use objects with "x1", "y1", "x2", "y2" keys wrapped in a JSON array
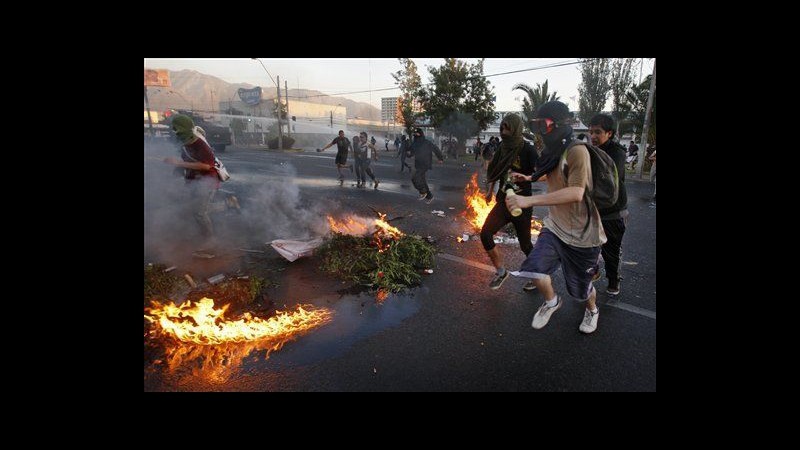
[
  {"x1": 330, "y1": 110, "x2": 333, "y2": 128},
  {"x1": 636, "y1": 59, "x2": 656, "y2": 179},
  {"x1": 144, "y1": 86, "x2": 154, "y2": 136},
  {"x1": 276, "y1": 76, "x2": 283, "y2": 150},
  {"x1": 285, "y1": 79, "x2": 290, "y2": 138},
  {"x1": 210, "y1": 89, "x2": 215, "y2": 113}
]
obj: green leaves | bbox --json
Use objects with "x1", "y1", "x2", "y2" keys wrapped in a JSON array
[{"x1": 317, "y1": 233, "x2": 436, "y2": 293}]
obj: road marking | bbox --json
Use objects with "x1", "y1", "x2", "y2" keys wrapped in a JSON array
[
  {"x1": 296, "y1": 154, "x2": 332, "y2": 160},
  {"x1": 436, "y1": 252, "x2": 656, "y2": 320}
]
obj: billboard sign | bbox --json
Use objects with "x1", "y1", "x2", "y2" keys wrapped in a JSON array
[
  {"x1": 144, "y1": 69, "x2": 171, "y2": 87},
  {"x1": 238, "y1": 87, "x2": 262, "y2": 106}
]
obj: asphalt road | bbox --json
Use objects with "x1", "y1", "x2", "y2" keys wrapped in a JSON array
[{"x1": 144, "y1": 144, "x2": 656, "y2": 391}]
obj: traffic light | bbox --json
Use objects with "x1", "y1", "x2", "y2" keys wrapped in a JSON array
[{"x1": 292, "y1": 115, "x2": 296, "y2": 121}]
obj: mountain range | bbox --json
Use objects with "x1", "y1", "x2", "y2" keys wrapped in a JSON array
[{"x1": 145, "y1": 69, "x2": 382, "y2": 120}]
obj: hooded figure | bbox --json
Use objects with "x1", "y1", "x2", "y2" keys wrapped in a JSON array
[
  {"x1": 479, "y1": 112, "x2": 539, "y2": 292},
  {"x1": 529, "y1": 101, "x2": 574, "y2": 182},
  {"x1": 409, "y1": 128, "x2": 443, "y2": 170},
  {"x1": 171, "y1": 114, "x2": 198, "y2": 144},
  {"x1": 486, "y1": 113, "x2": 525, "y2": 184},
  {"x1": 409, "y1": 127, "x2": 444, "y2": 202}
]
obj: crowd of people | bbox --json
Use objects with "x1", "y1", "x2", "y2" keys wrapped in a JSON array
[{"x1": 160, "y1": 104, "x2": 657, "y2": 337}]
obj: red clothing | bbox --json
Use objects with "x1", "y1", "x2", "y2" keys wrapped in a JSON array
[{"x1": 182, "y1": 138, "x2": 219, "y2": 187}]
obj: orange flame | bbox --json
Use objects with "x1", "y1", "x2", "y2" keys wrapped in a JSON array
[
  {"x1": 144, "y1": 298, "x2": 332, "y2": 345},
  {"x1": 463, "y1": 173, "x2": 496, "y2": 232},
  {"x1": 145, "y1": 298, "x2": 333, "y2": 382},
  {"x1": 327, "y1": 216, "x2": 371, "y2": 235},
  {"x1": 327, "y1": 213, "x2": 404, "y2": 253},
  {"x1": 463, "y1": 173, "x2": 543, "y2": 236},
  {"x1": 374, "y1": 213, "x2": 403, "y2": 237},
  {"x1": 155, "y1": 337, "x2": 296, "y2": 382}
]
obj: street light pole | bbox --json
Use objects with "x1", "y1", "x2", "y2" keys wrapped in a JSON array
[
  {"x1": 276, "y1": 75, "x2": 283, "y2": 150},
  {"x1": 252, "y1": 58, "x2": 282, "y2": 149},
  {"x1": 285, "y1": 79, "x2": 291, "y2": 138},
  {"x1": 144, "y1": 86, "x2": 154, "y2": 136}
]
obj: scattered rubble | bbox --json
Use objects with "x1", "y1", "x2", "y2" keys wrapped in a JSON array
[{"x1": 183, "y1": 274, "x2": 197, "y2": 288}]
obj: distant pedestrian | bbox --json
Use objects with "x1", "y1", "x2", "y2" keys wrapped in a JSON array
[
  {"x1": 482, "y1": 137, "x2": 497, "y2": 179},
  {"x1": 626, "y1": 140, "x2": 639, "y2": 170},
  {"x1": 354, "y1": 132, "x2": 380, "y2": 189},
  {"x1": 318, "y1": 130, "x2": 353, "y2": 185},
  {"x1": 474, "y1": 137, "x2": 483, "y2": 161},
  {"x1": 649, "y1": 149, "x2": 656, "y2": 204},
  {"x1": 408, "y1": 127, "x2": 444, "y2": 203},
  {"x1": 398, "y1": 134, "x2": 412, "y2": 173}
]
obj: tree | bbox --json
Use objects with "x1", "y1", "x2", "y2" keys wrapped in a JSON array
[
  {"x1": 625, "y1": 74, "x2": 656, "y2": 146},
  {"x1": 513, "y1": 80, "x2": 559, "y2": 149},
  {"x1": 578, "y1": 58, "x2": 612, "y2": 126},
  {"x1": 417, "y1": 58, "x2": 496, "y2": 157},
  {"x1": 513, "y1": 80, "x2": 559, "y2": 124},
  {"x1": 609, "y1": 58, "x2": 637, "y2": 137},
  {"x1": 392, "y1": 58, "x2": 422, "y2": 138}
]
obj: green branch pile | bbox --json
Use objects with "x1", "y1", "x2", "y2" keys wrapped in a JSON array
[
  {"x1": 144, "y1": 264, "x2": 181, "y2": 303},
  {"x1": 317, "y1": 232, "x2": 436, "y2": 292}
]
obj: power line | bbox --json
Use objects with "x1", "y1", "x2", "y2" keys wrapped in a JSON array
[{"x1": 286, "y1": 59, "x2": 581, "y2": 101}]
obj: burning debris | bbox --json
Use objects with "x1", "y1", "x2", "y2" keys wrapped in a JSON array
[
  {"x1": 463, "y1": 173, "x2": 544, "y2": 236},
  {"x1": 145, "y1": 298, "x2": 333, "y2": 345},
  {"x1": 144, "y1": 298, "x2": 333, "y2": 382},
  {"x1": 463, "y1": 174, "x2": 496, "y2": 232},
  {"x1": 318, "y1": 210, "x2": 436, "y2": 293}
]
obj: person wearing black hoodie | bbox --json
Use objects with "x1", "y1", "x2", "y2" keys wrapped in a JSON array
[
  {"x1": 481, "y1": 113, "x2": 538, "y2": 291},
  {"x1": 506, "y1": 101, "x2": 606, "y2": 334},
  {"x1": 588, "y1": 114, "x2": 628, "y2": 296},
  {"x1": 408, "y1": 127, "x2": 444, "y2": 203}
]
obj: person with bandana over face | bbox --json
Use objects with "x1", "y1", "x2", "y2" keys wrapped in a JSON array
[
  {"x1": 505, "y1": 101, "x2": 606, "y2": 334},
  {"x1": 408, "y1": 127, "x2": 444, "y2": 204},
  {"x1": 481, "y1": 113, "x2": 539, "y2": 291},
  {"x1": 163, "y1": 114, "x2": 238, "y2": 244}
]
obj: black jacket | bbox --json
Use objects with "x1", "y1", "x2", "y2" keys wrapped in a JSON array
[{"x1": 409, "y1": 136, "x2": 444, "y2": 170}]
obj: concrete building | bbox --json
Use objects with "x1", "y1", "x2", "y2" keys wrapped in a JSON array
[{"x1": 381, "y1": 97, "x2": 398, "y2": 122}]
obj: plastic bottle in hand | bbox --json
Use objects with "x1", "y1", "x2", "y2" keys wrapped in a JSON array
[{"x1": 506, "y1": 189, "x2": 522, "y2": 217}]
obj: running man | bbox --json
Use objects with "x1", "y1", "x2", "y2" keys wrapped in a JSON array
[{"x1": 318, "y1": 130, "x2": 353, "y2": 185}]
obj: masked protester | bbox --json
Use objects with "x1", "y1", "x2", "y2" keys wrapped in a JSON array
[
  {"x1": 408, "y1": 127, "x2": 444, "y2": 203},
  {"x1": 163, "y1": 114, "x2": 238, "y2": 245},
  {"x1": 506, "y1": 101, "x2": 606, "y2": 334},
  {"x1": 480, "y1": 113, "x2": 539, "y2": 291}
]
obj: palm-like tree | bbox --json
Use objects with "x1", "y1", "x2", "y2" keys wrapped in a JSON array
[{"x1": 513, "y1": 80, "x2": 560, "y2": 127}]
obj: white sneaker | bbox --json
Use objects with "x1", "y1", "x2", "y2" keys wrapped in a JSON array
[
  {"x1": 531, "y1": 297, "x2": 561, "y2": 329},
  {"x1": 579, "y1": 308, "x2": 599, "y2": 334},
  {"x1": 418, "y1": 193, "x2": 428, "y2": 201},
  {"x1": 523, "y1": 280, "x2": 537, "y2": 291}
]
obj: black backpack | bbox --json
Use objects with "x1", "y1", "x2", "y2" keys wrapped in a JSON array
[{"x1": 562, "y1": 140, "x2": 619, "y2": 232}]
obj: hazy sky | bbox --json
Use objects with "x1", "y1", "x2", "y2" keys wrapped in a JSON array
[{"x1": 144, "y1": 58, "x2": 654, "y2": 112}]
